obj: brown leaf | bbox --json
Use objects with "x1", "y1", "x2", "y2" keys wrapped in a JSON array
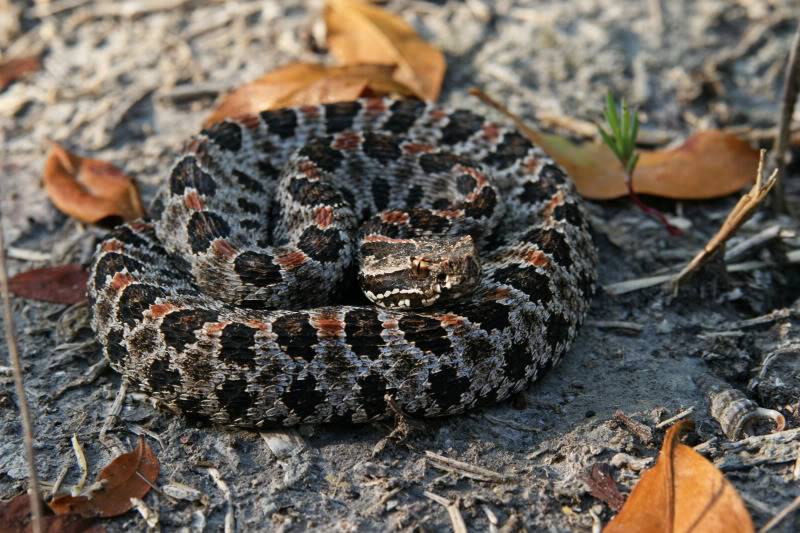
[
  {"x1": 325, "y1": 0, "x2": 445, "y2": 101},
  {"x1": 43, "y1": 143, "x2": 145, "y2": 225},
  {"x1": 585, "y1": 463, "x2": 625, "y2": 511},
  {"x1": 532, "y1": 130, "x2": 759, "y2": 200},
  {"x1": 49, "y1": 438, "x2": 159, "y2": 518},
  {"x1": 0, "y1": 493, "x2": 104, "y2": 533},
  {"x1": 205, "y1": 63, "x2": 414, "y2": 127},
  {"x1": 8, "y1": 264, "x2": 88, "y2": 304},
  {"x1": 604, "y1": 421, "x2": 754, "y2": 533},
  {"x1": 470, "y1": 88, "x2": 758, "y2": 200},
  {"x1": 0, "y1": 56, "x2": 40, "y2": 91}
]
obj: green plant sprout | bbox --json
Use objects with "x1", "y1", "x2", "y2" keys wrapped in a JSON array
[{"x1": 598, "y1": 92, "x2": 680, "y2": 236}]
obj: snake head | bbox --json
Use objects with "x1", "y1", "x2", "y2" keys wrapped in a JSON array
[{"x1": 359, "y1": 235, "x2": 481, "y2": 309}]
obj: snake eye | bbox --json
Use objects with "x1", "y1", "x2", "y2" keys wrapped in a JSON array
[
  {"x1": 411, "y1": 257, "x2": 430, "y2": 277},
  {"x1": 437, "y1": 272, "x2": 447, "y2": 283}
]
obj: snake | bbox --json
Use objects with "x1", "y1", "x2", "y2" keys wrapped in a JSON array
[{"x1": 88, "y1": 98, "x2": 597, "y2": 428}]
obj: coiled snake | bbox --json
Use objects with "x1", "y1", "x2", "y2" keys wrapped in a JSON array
[{"x1": 89, "y1": 98, "x2": 597, "y2": 428}]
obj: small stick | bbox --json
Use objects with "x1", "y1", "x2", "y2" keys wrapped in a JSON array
[
  {"x1": 0, "y1": 214, "x2": 43, "y2": 533},
  {"x1": 424, "y1": 451, "x2": 509, "y2": 482},
  {"x1": 423, "y1": 491, "x2": 468, "y2": 533},
  {"x1": 655, "y1": 407, "x2": 695, "y2": 429},
  {"x1": 672, "y1": 150, "x2": 778, "y2": 293},
  {"x1": 99, "y1": 380, "x2": 128, "y2": 452},
  {"x1": 769, "y1": 17, "x2": 800, "y2": 214},
  {"x1": 70, "y1": 433, "x2": 88, "y2": 496},
  {"x1": 207, "y1": 467, "x2": 235, "y2": 533}
]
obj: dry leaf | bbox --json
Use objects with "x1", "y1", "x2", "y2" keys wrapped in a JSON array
[
  {"x1": 325, "y1": 0, "x2": 445, "y2": 101},
  {"x1": 604, "y1": 421, "x2": 754, "y2": 533},
  {"x1": 0, "y1": 56, "x2": 40, "y2": 91},
  {"x1": 585, "y1": 463, "x2": 625, "y2": 511},
  {"x1": 49, "y1": 438, "x2": 159, "y2": 518},
  {"x1": 0, "y1": 492, "x2": 103, "y2": 533},
  {"x1": 8, "y1": 264, "x2": 88, "y2": 304},
  {"x1": 43, "y1": 143, "x2": 145, "y2": 225},
  {"x1": 532, "y1": 130, "x2": 759, "y2": 200},
  {"x1": 205, "y1": 63, "x2": 414, "y2": 126},
  {"x1": 470, "y1": 88, "x2": 758, "y2": 200}
]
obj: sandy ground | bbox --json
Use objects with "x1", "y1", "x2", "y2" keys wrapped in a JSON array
[{"x1": 2, "y1": 0, "x2": 800, "y2": 531}]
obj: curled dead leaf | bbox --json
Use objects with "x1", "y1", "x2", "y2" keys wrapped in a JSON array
[
  {"x1": 205, "y1": 63, "x2": 414, "y2": 127},
  {"x1": 325, "y1": 0, "x2": 445, "y2": 101},
  {"x1": 470, "y1": 88, "x2": 758, "y2": 200},
  {"x1": 49, "y1": 438, "x2": 159, "y2": 518},
  {"x1": 0, "y1": 56, "x2": 40, "y2": 91},
  {"x1": 604, "y1": 421, "x2": 754, "y2": 533},
  {"x1": 8, "y1": 264, "x2": 88, "y2": 304},
  {"x1": 43, "y1": 143, "x2": 145, "y2": 225},
  {"x1": 0, "y1": 493, "x2": 103, "y2": 533}
]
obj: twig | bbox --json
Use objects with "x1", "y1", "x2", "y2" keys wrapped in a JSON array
[
  {"x1": 759, "y1": 493, "x2": 800, "y2": 533},
  {"x1": 423, "y1": 491, "x2": 468, "y2": 533},
  {"x1": 424, "y1": 451, "x2": 509, "y2": 482},
  {"x1": 604, "y1": 248, "x2": 800, "y2": 295},
  {"x1": 672, "y1": 150, "x2": 778, "y2": 293},
  {"x1": 70, "y1": 433, "x2": 88, "y2": 496},
  {"x1": 99, "y1": 380, "x2": 127, "y2": 452},
  {"x1": 0, "y1": 214, "x2": 43, "y2": 532},
  {"x1": 655, "y1": 407, "x2": 695, "y2": 429},
  {"x1": 769, "y1": 17, "x2": 800, "y2": 214},
  {"x1": 207, "y1": 467, "x2": 235, "y2": 533}
]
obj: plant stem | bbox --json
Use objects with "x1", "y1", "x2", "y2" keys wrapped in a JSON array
[
  {"x1": 0, "y1": 215, "x2": 44, "y2": 533},
  {"x1": 624, "y1": 171, "x2": 682, "y2": 236}
]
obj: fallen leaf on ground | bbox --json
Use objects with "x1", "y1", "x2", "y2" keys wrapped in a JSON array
[
  {"x1": 0, "y1": 56, "x2": 40, "y2": 91},
  {"x1": 325, "y1": 0, "x2": 445, "y2": 101},
  {"x1": 0, "y1": 492, "x2": 103, "y2": 533},
  {"x1": 49, "y1": 438, "x2": 159, "y2": 518},
  {"x1": 470, "y1": 88, "x2": 758, "y2": 200},
  {"x1": 43, "y1": 143, "x2": 145, "y2": 225},
  {"x1": 604, "y1": 420, "x2": 754, "y2": 533},
  {"x1": 8, "y1": 264, "x2": 88, "y2": 304},
  {"x1": 585, "y1": 463, "x2": 625, "y2": 511},
  {"x1": 205, "y1": 63, "x2": 413, "y2": 126}
]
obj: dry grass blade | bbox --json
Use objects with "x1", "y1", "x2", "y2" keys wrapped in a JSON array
[
  {"x1": 423, "y1": 491, "x2": 468, "y2": 533},
  {"x1": 672, "y1": 149, "x2": 778, "y2": 293},
  {"x1": 768, "y1": 18, "x2": 800, "y2": 214},
  {"x1": 0, "y1": 215, "x2": 44, "y2": 533}
]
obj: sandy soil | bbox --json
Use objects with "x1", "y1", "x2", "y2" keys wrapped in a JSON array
[{"x1": 1, "y1": 0, "x2": 800, "y2": 531}]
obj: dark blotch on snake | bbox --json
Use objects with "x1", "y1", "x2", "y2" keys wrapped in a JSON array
[
  {"x1": 170, "y1": 156, "x2": 217, "y2": 197},
  {"x1": 426, "y1": 366, "x2": 470, "y2": 408},
  {"x1": 105, "y1": 328, "x2": 126, "y2": 366},
  {"x1": 456, "y1": 173, "x2": 477, "y2": 195},
  {"x1": 161, "y1": 309, "x2": 219, "y2": 352},
  {"x1": 187, "y1": 211, "x2": 231, "y2": 253},
  {"x1": 288, "y1": 177, "x2": 344, "y2": 207},
  {"x1": 272, "y1": 313, "x2": 317, "y2": 361},
  {"x1": 202, "y1": 121, "x2": 242, "y2": 151},
  {"x1": 283, "y1": 374, "x2": 326, "y2": 419},
  {"x1": 362, "y1": 132, "x2": 402, "y2": 163},
  {"x1": 234, "y1": 251, "x2": 282, "y2": 286},
  {"x1": 232, "y1": 169, "x2": 264, "y2": 193},
  {"x1": 371, "y1": 177, "x2": 390, "y2": 210},
  {"x1": 383, "y1": 99, "x2": 425, "y2": 134},
  {"x1": 220, "y1": 323, "x2": 258, "y2": 368},
  {"x1": 525, "y1": 226, "x2": 571, "y2": 266},
  {"x1": 344, "y1": 309, "x2": 384, "y2": 360},
  {"x1": 260, "y1": 108, "x2": 298, "y2": 138},
  {"x1": 325, "y1": 101, "x2": 361, "y2": 133},
  {"x1": 492, "y1": 264, "x2": 553, "y2": 303},
  {"x1": 298, "y1": 138, "x2": 344, "y2": 172},
  {"x1": 440, "y1": 109, "x2": 484, "y2": 145},
  {"x1": 554, "y1": 202, "x2": 583, "y2": 227},
  {"x1": 356, "y1": 373, "x2": 389, "y2": 419},
  {"x1": 464, "y1": 187, "x2": 497, "y2": 220},
  {"x1": 398, "y1": 315, "x2": 452, "y2": 354},
  {"x1": 147, "y1": 357, "x2": 182, "y2": 393},
  {"x1": 93, "y1": 253, "x2": 144, "y2": 292},
  {"x1": 217, "y1": 378, "x2": 254, "y2": 421},
  {"x1": 483, "y1": 131, "x2": 532, "y2": 170},
  {"x1": 297, "y1": 226, "x2": 344, "y2": 263},
  {"x1": 117, "y1": 284, "x2": 166, "y2": 327}
]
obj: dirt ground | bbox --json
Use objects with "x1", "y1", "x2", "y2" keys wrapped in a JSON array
[{"x1": 2, "y1": 0, "x2": 800, "y2": 531}]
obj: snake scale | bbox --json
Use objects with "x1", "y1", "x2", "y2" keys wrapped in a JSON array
[{"x1": 88, "y1": 98, "x2": 597, "y2": 428}]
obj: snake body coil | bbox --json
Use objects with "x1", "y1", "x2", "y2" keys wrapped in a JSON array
[{"x1": 89, "y1": 98, "x2": 597, "y2": 428}]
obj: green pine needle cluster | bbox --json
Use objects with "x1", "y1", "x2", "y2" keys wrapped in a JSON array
[{"x1": 598, "y1": 92, "x2": 640, "y2": 176}]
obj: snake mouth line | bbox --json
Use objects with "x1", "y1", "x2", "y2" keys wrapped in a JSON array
[{"x1": 365, "y1": 285, "x2": 442, "y2": 308}]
